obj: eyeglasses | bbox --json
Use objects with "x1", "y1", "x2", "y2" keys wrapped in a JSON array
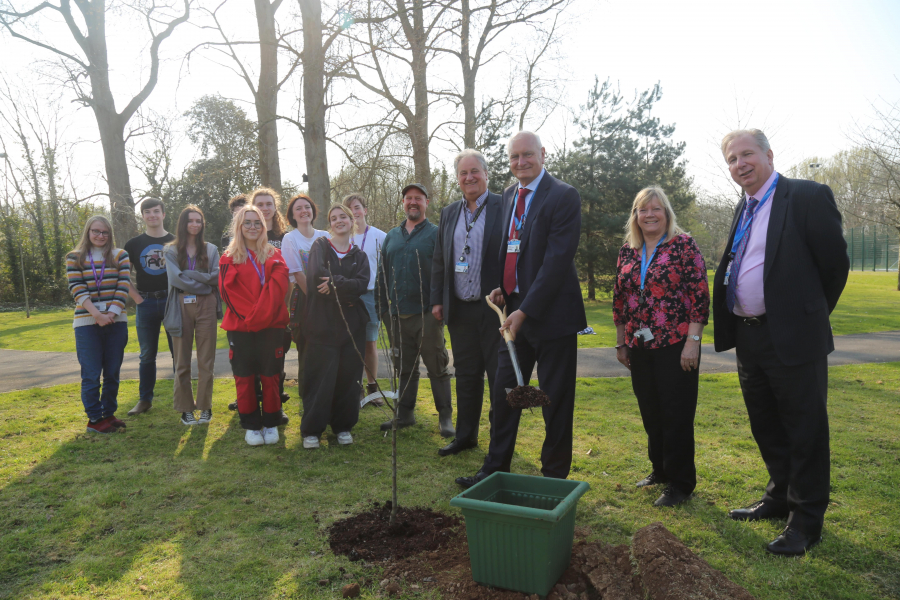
[
  {"x1": 242, "y1": 221, "x2": 263, "y2": 230},
  {"x1": 90, "y1": 229, "x2": 110, "y2": 237}
]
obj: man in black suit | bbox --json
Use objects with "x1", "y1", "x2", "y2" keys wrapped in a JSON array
[
  {"x1": 714, "y1": 129, "x2": 849, "y2": 556},
  {"x1": 456, "y1": 131, "x2": 587, "y2": 487},
  {"x1": 431, "y1": 149, "x2": 505, "y2": 456}
]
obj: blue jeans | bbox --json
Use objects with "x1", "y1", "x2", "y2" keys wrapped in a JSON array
[
  {"x1": 136, "y1": 295, "x2": 173, "y2": 403},
  {"x1": 74, "y1": 322, "x2": 128, "y2": 421}
]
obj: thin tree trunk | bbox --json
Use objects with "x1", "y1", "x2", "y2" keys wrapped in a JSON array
[
  {"x1": 255, "y1": 0, "x2": 282, "y2": 194},
  {"x1": 459, "y1": 0, "x2": 476, "y2": 149},
  {"x1": 298, "y1": 0, "x2": 330, "y2": 228},
  {"x1": 407, "y1": 0, "x2": 432, "y2": 197}
]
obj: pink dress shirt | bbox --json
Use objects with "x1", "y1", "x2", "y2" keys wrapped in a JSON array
[{"x1": 733, "y1": 170, "x2": 779, "y2": 317}]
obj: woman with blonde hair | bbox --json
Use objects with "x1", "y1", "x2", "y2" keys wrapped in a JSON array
[
  {"x1": 250, "y1": 186, "x2": 292, "y2": 416},
  {"x1": 300, "y1": 203, "x2": 370, "y2": 449},
  {"x1": 163, "y1": 206, "x2": 222, "y2": 426},
  {"x1": 219, "y1": 205, "x2": 290, "y2": 446},
  {"x1": 612, "y1": 186, "x2": 710, "y2": 507},
  {"x1": 66, "y1": 215, "x2": 132, "y2": 433}
]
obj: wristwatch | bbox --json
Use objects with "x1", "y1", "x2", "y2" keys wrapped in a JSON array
[{"x1": 688, "y1": 335, "x2": 701, "y2": 342}]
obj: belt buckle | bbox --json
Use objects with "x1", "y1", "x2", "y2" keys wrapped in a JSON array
[{"x1": 745, "y1": 317, "x2": 761, "y2": 326}]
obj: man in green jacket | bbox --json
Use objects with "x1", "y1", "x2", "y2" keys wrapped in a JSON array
[{"x1": 376, "y1": 183, "x2": 454, "y2": 438}]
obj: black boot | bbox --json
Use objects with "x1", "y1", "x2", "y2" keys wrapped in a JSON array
[
  {"x1": 380, "y1": 376, "x2": 418, "y2": 431},
  {"x1": 431, "y1": 377, "x2": 455, "y2": 438}
]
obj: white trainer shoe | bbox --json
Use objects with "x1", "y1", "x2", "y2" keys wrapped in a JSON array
[
  {"x1": 245, "y1": 429, "x2": 265, "y2": 446},
  {"x1": 303, "y1": 436, "x2": 320, "y2": 449},
  {"x1": 336, "y1": 431, "x2": 353, "y2": 445},
  {"x1": 263, "y1": 427, "x2": 279, "y2": 445}
]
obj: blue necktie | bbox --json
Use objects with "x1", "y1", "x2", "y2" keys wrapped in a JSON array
[{"x1": 726, "y1": 197, "x2": 760, "y2": 313}]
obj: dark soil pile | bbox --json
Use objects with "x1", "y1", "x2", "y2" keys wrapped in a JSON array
[
  {"x1": 632, "y1": 522, "x2": 757, "y2": 600},
  {"x1": 327, "y1": 501, "x2": 461, "y2": 562},
  {"x1": 378, "y1": 523, "x2": 756, "y2": 600},
  {"x1": 506, "y1": 385, "x2": 549, "y2": 409}
]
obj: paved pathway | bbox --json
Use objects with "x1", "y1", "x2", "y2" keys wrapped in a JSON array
[{"x1": 1, "y1": 331, "x2": 898, "y2": 393}]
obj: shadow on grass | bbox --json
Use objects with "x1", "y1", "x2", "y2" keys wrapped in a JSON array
[
  {"x1": 0, "y1": 318, "x2": 74, "y2": 341},
  {"x1": 0, "y1": 379, "x2": 506, "y2": 598}
]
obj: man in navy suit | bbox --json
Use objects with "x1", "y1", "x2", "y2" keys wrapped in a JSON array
[
  {"x1": 713, "y1": 129, "x2": 849, "y2": 556},
  {"x1": 431, "y1": 149, "x2": 505, "y2": 456},
  {"x1": 456, "y1": 131, "x2": 587, "y2": 487}
]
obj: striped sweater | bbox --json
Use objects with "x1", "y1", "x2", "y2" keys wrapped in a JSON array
[{"x1": 67, "y1": 248, "x2": 131, "y2": 328}]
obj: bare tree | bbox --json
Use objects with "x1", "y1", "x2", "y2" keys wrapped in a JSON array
[
  {"x1": 435, "y1": 0, "x2": 568, "y2": 148},
  {"x1": 187, "y1": 0, "x2": 296, "y2": 194},
  {"x1": 342, "y1": 0, "x2": 453, "y2": 200},
  {"x1": 0, "y1": 0, "x2": 191, "y2": 245}
]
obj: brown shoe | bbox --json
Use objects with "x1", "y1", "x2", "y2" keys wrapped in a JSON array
[{"x1": 127, "y1": 401, "x2": 152, "y2": 416}]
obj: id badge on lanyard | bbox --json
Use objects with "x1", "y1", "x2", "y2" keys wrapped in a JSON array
[
  {"x1": 455, "y1": 258, "x2": 469, "y2": 273},
  {"x1": 183, "y1": 295, "x2": 197, "y2": 304},
  {"x1": 507, "y1": 239, "x2": 521, "y2": 254}
]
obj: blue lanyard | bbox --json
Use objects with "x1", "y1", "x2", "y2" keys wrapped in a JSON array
[
  {"x1": 89, "y1": 255, "x2": 106, "y2": 291},
  {"x1": 640, "y1": 236, "x2": 665, "y2": 290},
  {"x1": 187, "y1": 254, "x2": 196, "y2": 271},
  {"x1": 731, "y1": 174, "x2": 779, "y2": 251},
  {"x1": 513, "y1": 187, "x2": 535, "y2": 234},
  {"x1": 247, "y1": 251, "x2": 265, "y2": 285}
]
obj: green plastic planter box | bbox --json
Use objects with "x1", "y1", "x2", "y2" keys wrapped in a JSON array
[{"x1": 449, "y1": 472, "x2": 590, "y2": 597}]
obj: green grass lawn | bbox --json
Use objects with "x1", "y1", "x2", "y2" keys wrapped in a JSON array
[
  {"x1": 1, "y1": 271, "x2": 897, "y2": 353},
  {"x1": 0, "y1": 306, "x2": 229, "y2": 354},
  {"x1": 1, "y1": 364, "x2": 898, "y2": 599}
]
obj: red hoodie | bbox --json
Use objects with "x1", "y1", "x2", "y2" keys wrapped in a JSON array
[{"x1": 219, "y1": 249, "x2": 290, "y2": 332}]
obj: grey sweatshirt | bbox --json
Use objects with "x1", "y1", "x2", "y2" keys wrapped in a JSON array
[{"x1": 162, "y1": 242, "x2": 222, "y2": 337}]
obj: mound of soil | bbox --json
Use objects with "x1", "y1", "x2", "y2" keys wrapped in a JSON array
[
  {"x1": 328, "y1": 501, "x2": 461, "y2": 562},
  {"x1": 632, "y1": 522, "x2": 756, "y2": 600},
  {"x1": 507, "y1": 385, "x2": 549, "y2": 409},
  {"x1": 379, "y1": 523, "x2": 756, "y2": 600}
]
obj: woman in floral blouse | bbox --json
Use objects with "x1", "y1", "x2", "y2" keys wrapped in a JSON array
[{"x1": 613, "y1": 186, "x2": 710, "y2": 508}]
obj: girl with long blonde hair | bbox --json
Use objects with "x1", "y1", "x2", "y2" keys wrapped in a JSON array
[
  {"x1": 219, "y1": 205, "x2": 290, "y2": 446},
  {"x1": 66, "y1": 215, "x2": 132, "y2": 433}
]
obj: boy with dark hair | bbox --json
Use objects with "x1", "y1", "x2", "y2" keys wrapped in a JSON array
[{"x1": 125, "y1": 198, "x2": 175, "y2": 415}]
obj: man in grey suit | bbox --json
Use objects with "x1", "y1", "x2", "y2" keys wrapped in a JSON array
[
  {"x1": 713, "y1": 129, "x2": 849, "y2": 556},
  {"x1": 431, "y1": 149, "x2": 505, "y2": 456}
]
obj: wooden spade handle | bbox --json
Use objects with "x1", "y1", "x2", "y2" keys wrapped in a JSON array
[{"x1": 485, "y1": 295, "x2": 514, "y2": 343}]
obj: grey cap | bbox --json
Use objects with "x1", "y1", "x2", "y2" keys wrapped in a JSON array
[{"x1": 401, "y1": 183, "x2": 429, "y2": 198}]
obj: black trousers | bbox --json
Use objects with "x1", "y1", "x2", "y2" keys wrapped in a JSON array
[
  {"x1": 629, "y1": 339, "x2": 698, "y2": 495},
  {"x1": 446, "y1": 297, "x2": 501, "y2": 444},
  {"x1": 481, "y1": 296, "x2": 577, "y2": 478},
  {"x1": 228, "y1": 329, "x2": 284, "y2": 430},
  {"x1": 301, "y1": 328, "x2": 365, "y2": 438},
  {"x1": 735, "y1": 320, "x2": 830, "y2": 537}
]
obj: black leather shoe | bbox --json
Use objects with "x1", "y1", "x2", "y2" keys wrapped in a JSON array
[
  {"x1": 766, "y1": 527, "x2": 822, "y2": 556},
  {"x1": 729, "y1": 500, "x2": 790, "y2": 521},
  {"x1": 636, "y1": 472, "x2": 668, "y2": 488},
  {"x1": 455, "y1": 470, "x2": 490, "y2": 489},
  {"x1": 653, "y1": 486, "x2": 691, "y2": 507},
  {"x1": 438, "y1": 439, "x2": 477, "y2": 457},
  {"x1": 228, "y1": 401, "x2": 238, "y2": 411}
]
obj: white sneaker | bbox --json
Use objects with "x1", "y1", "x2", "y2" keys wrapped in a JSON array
[
  {"x1": 263, "y1": 427, "x2": 279, "y2": 445},
  {"x1": 245, "y1": 429, "x2": 265, "y2": 446},
  {"x1": 303, "y1": 436, "x2": 320, "y2": 449},
  {"x1": 336, "y1": 431, "x2": 353, "y2": 445}
]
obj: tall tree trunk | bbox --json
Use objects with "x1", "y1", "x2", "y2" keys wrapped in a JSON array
[
  {"x1": 255, "y1": 0, "x2": 282, "y2": 194},
  {"x1": 298, "y1": 0, "x2": 330, "y2": 228},
  {"x1": 85, "y1": 12, "x2": 137, "y2": 247},
  {"x1": 406, "y1": 0, "x2": 432, "y2": 199},
  {"x1": 459, "y1": 0, "x2": 476, "y2": 149},
  {"x1": 94, "y1": 103, "x2": 136, "y2": 246}
]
